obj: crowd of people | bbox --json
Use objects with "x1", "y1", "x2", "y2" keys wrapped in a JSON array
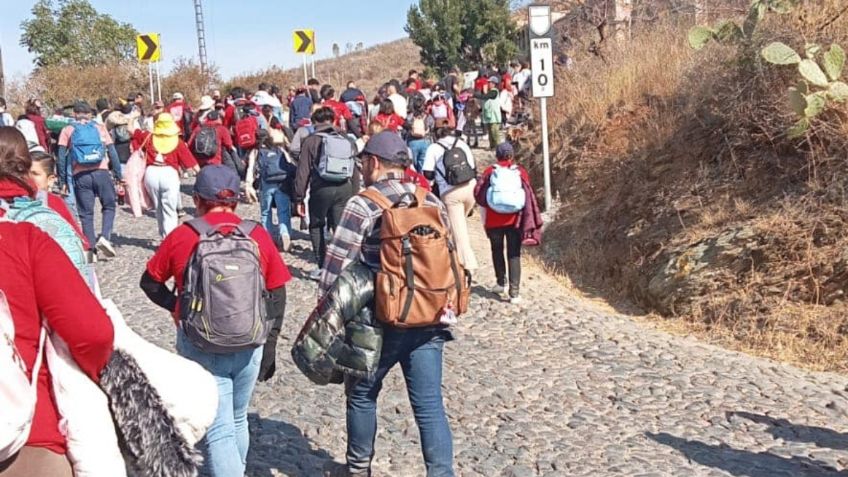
[{"x1": 0, "y1": 62, "x2": 542, "y2": 477}]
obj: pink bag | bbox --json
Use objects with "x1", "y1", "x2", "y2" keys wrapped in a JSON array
[{"x1": 124, "y1": 141, "x2": 151, "y2": 217}]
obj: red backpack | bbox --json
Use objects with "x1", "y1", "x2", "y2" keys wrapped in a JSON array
[{"x1": 235, "y1": 116, "x2": 258, "y2": 149}]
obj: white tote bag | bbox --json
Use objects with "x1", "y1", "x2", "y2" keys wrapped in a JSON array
[{"x1": 0, "y1": 290, "x2": 44, "y2": 462}]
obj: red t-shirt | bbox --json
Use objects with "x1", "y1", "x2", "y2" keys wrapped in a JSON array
[
  {"x1": 187, "y1": 123, "x2": 234, "y2": 167},
  {"x1": 375, "y1": 113, "x2": 405, "y2": 132},
  {"x1": 0, "y1": 221, "x2": 114, "y2": 454},
  {"x1": 131, "y1": 130, "x2": 199, "y2": 171},
  {"x1": 323, "y1": 99, "x2": 353, "y2": 127},
  {"x1": 482, "y1": 160, "x2": 530, "y2": 229},
  {"x1": 146, "y1": 212, "x2": 292, "y2": 323}
]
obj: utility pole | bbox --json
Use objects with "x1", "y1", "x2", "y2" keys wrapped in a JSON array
[
  {"x1": 193, "y1": 0, "x2": 209, "y2": 81},
  {"x1": 0, "y1": 43, "x2": 5, "y2": 99}
]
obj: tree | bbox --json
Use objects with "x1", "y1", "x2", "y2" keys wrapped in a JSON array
[
  {"x1": 333, "y1": 43, "x2": 341, "y2": 58},
  {"x1": 20, "y1": 0, "x2": 138, "y2": 68},
  {"x1": 405, "y1": 0, "x2": 518, "y2": 73}
]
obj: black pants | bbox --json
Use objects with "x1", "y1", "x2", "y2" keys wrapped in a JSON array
[
  {"x1": 487, "y1": 227, "x2": 521, "y2": 296},
  {"x1": 309, "y1": 181, "x2": 354, "y2": 267}
]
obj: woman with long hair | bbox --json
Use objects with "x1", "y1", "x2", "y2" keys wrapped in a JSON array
[{"x1": 0, "y1": 126, "x2": 114, "y2": 477}]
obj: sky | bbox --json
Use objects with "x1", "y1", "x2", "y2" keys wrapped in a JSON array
[{"x1": 0, "y1": 0, "x2": 417, "y2": 79}]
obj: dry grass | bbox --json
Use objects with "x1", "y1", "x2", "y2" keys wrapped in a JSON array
[{"x1": 522, "y1": 0, "x2": 848, "y2": 373}]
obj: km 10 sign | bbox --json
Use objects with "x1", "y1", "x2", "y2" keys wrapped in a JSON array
[{"x1": 530, "y1": 38, "x2": 554, "y2": 98}]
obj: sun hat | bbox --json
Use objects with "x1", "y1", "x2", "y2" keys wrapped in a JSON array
[
  {"x1": 152, "y1": 113, "x2": 180, "y2": 154},
  {"x1": 198, "y1": 95, "x2": 214, "y2": 111}
]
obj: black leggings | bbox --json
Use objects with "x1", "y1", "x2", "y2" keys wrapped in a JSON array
[
  {"x1": 487, "y1": 227, "x2": 522, "y2": 296},
  {"x1": 309, "y1": 182, "x2": 354, "y2": 267}
]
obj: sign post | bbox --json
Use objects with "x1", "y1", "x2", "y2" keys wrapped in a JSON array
[
  {"x1": 137, "y1": 33, "x2": 162, "y2": 104},
  {"x1": 528, "y1": 5, "x2": 556, "y2": 212},
  {"x1": 293, "y1": 29, "x2": 316, "y2": 84}
]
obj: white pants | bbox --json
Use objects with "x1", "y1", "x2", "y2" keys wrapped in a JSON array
[{"x1": 144, "y1": 165, "x2": 181, "y2": 238}]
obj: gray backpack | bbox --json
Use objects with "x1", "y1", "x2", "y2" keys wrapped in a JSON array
[
  {"x1": 316, "y1": 132, "x2": 356, "y2": 182},
  {"x1": 179, "y1": 218, "x2": 268, "y2": 353}
]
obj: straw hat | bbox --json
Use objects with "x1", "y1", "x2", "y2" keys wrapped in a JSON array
[{"x1": 152, "y1": 113, "x2": 180, "y2": 154}]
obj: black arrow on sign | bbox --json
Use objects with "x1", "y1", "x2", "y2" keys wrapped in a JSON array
[
  {"x1": 140, "y1": 35, "x2": 158, "y2": 61},
  {"x1": 295, "y1": 30, "x2": 312, "y2": 53}
]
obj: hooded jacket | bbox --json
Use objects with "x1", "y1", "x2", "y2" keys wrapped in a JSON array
[{"x1": 291, "y1": 262, "x2": 382, "y2": 385}]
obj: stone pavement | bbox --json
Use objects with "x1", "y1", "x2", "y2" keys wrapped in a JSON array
[{"x1": 95, "y1": 179, "x2": 848, "y2": 477}]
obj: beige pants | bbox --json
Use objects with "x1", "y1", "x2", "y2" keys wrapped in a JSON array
[
  {"x1": 442, "y1": 180, "x2": 479, "y2": 271},
  {"x1": 0, "y1": 446, "x2": 73, "y2": 477}
]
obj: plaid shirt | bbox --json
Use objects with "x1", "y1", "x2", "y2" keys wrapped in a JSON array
[{"x1": 319, "y1": 172, "x2": 452, "y2": 295}]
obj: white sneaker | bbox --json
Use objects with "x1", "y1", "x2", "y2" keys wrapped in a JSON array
[
  {"x1": 492, "y1": 284, "x2": 506, "y2": 294},
  {"x1": 95, "y1": 237, "x2": 117, "y2": 258},
  {"x1": 281, "y1": 234, "x2": 292, "y2": 252},
  {"x1": 309, "y1": 268, "x2": 323, "y2": 281},
  {"x1": 509, "y1": 296, "x2": 522, "y2": 305}
]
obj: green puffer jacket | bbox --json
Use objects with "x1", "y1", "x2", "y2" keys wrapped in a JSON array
[{"x1": 291, "y1": 262, "x2": 382, "y2": 385}]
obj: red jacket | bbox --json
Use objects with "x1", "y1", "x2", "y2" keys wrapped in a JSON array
[
  {"x1": 0, "y1": 218, "x2": 114, "y2": 454},
  {"x1": 26, "y1": 113, "x2": 51, "y2": 152},
  {"x1": 375, "y1": 113, "x2": 405, "y2": 132},
  {"x1": 323, "y1": 99, "x2": 353, "y2": 129}
]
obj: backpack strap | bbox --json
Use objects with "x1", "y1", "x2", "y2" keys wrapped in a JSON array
[
  {"x1": 235, "y1": 219, "x2": 258, "y2": 237},
  {"x1": 185, "y1": 217, "x2": 213, "y2": 236},
  {"x1": 360, "y1": 188, "x2": 394, "y2": 211}
]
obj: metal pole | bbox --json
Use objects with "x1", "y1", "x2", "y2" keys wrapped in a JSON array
[
  {"x1": 0, "y1": 43, "x2": 5, "y2": 100},
  {"x1": 148, "y1": 62, "x2": 154, "y2": 108},
  {"x1": 311, "y1": 56, "x2": 316, "y2": 81},
  {"x1": 302, "y1": 55, "x2": 308, "y2": 85},
  {"x1": 540, "y1": 97, "x2": 552, "y2": 211},
  {"x1": 156, "y1": 61, "x2": 162, "y2": 103}
]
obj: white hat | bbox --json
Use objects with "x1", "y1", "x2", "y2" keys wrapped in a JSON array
[
  {"x1": 172, "y1": 92, "x2": 184, "y2": 100},
  {"x1": 198, "y1": 95, "x2": 214, "y2": 110}
]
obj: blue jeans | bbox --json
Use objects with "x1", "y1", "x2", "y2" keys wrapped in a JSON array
[
  {"x1": 408, "y1": 138, "x2": 431, "y2": 173},
  {"x1": 176, "y1": 330, "x2": 262, "y2": 477},
  {"x1": 345, "y1": 328, "x2": 454, "y2": 476},
  {"x1": 259, "y1": 182, "x2": 292, "y2": 241},
  {"x1": 72, "y1": 170, "x2": 115, "y2": 249}
]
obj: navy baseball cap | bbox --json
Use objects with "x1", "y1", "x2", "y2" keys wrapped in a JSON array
[
  {"x1": 361, "y1": 131, "x2": 411, "y2": 166},
  {"x1": 496, "y1": 142, "x2": 514, "y2": 159},
  {"x1": 194, "y1": 165, "x2": 240, "y2": 202}
]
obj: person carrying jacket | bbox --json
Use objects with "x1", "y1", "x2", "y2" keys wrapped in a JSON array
[
  {"x1": 293, "y1": 107, "x2": 358, "y2": 281},
  {"x1": 0, "y1": 127, "x2": 114, "y2": 476},
  {"x1": 139, "y1": 165, "x2": 291, "y2": 477},
  {"x1": 320, "y1": 131, "x2": 456, "y2": 477},
  {"x1": 477, "y1": 142, "x2": 530, "y2": 304},
  {"x1": 24, "y1": 99, "x2": 50, "y2": 153}
]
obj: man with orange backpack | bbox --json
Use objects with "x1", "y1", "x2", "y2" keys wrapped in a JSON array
[{"x1": 320, "y1": 131, "x2": 468, "y2": 477}]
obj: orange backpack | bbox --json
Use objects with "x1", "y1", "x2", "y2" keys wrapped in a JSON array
[{"x1": 361, "y1": 187, "x2": 471, "y2": 328}]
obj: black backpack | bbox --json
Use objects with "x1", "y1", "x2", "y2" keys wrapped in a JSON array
[
  {"x1": 194, "y1": 126, "x2": 218, "y2": 157},
  {"x1": 438, "y1": 137, "x2": 476, "y2": 186}
]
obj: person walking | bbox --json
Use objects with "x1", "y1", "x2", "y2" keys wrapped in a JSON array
[
  {"x1": 405, "y1": 97, "x2": 434, "y2": 173},
  {"x1": 293, "y1": 107, "x2": 358, "y2": 280},
  {"x1": 140, "y1": 165, "x2": 290, "y2": 477},
  {"x1": 57, "y1": 101, "x2": 123, "y2": 259},
  {"x1": 132, "y1": 113, "x2": 199, "y2": 238},
  {"x1": 24, "y1": 99, "x2": 50, "y2": 153},
  {"x1": 422, "y1": 122, "x2": 479, "y2": 272},
  {"x1": 477, "y1": 77, "x2": 502, "y2": 149},
  {"x1": 246, "y1": 130, "x2": 296, "y2": 251},
  {"x1": 0, "y1": 128, "x2": 114, "y2": 477},
  {"x1": 478, "y1": 142, "x2": 530, "y2": 304},
  {"x1": 187, "y1": 110, "x2": 236, "y2": 168},
  {"x1": 0, "y1": 97, "x2": 14, "y2": 127},
  {"x1": 321, "y1": 131, "x2": 457, "y2": 477}
]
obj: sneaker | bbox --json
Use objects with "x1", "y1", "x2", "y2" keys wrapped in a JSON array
[
  {"x1": 492, "y1": 284, "x2": 506, "y2": 294},
  {"x1": 95, "y1": 237, "x2": 117, "y2": 258},
  {"x1": 309, "y1": 268, "x2": 323, "y2": 281},
  {"x1": 281, "y1": 234, "x2": 292, "y2": 253},
  {"x1": 510, "y1": 295, "x2": 522, "y2": 305}
]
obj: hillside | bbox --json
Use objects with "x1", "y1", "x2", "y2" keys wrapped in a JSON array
[{"x1": 517, "y1": 0, "x2": 848, "y2": 372}]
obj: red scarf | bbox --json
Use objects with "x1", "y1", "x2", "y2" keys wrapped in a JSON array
[{"x1": 0, "y1": 178, "x2": 36, "y2": 201}]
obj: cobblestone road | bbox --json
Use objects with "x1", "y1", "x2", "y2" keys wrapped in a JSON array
[{"x1": 96, "y1": 177, "x2": 848, "y2": 477}]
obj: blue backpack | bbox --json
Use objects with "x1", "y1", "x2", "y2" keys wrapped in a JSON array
[
  {"x1": 69, "y1": 122, "x2": 104, "y2": 165},
  {"x1": 486, "y1": 164, "x2": 526, "y2": 214},
  {"x1": 259, "y1": 147, "x2": 295, "y2": 184},
  {"x1": 1, "y1": 195, "x2": 94, "y2": 289}
]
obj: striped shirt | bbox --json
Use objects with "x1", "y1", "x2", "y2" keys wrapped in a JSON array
[{"x1": 319, "y1": 172, "x2": 452, "y2": 296}]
